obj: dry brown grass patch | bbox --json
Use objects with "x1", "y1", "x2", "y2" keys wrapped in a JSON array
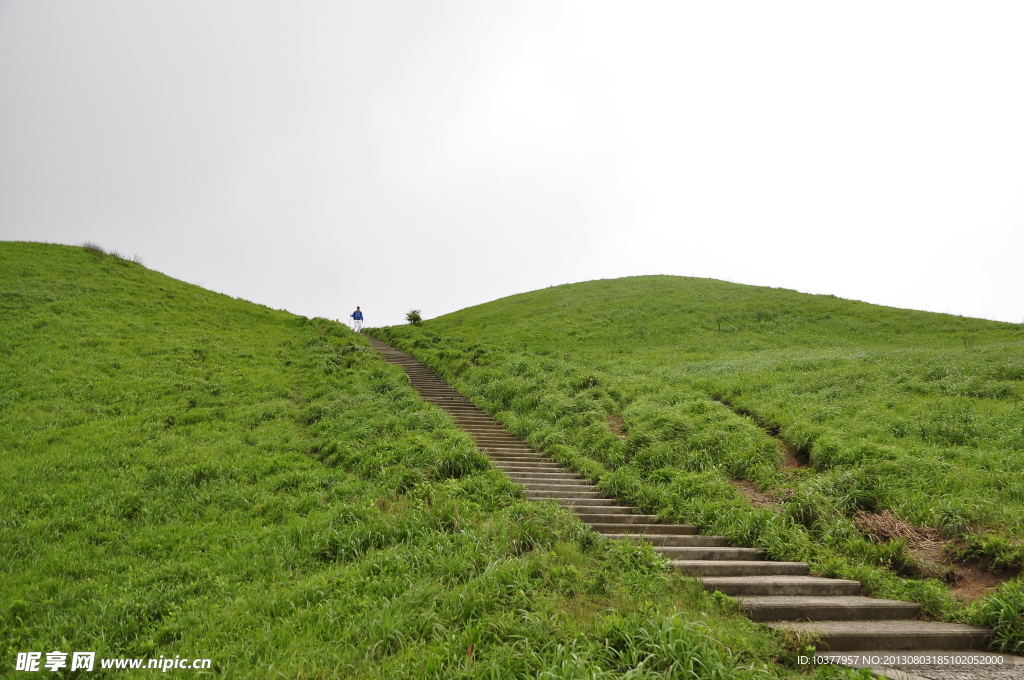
[{"x1": 854, "y1": 510, "x2": 942, "y2": 548}]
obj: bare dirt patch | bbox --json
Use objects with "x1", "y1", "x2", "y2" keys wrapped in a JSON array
[
  {"x1": 948, "y1": 562, "x2": 1011, "y2": 603},
  {"x1": 607, "y1": 415, "x2": 627, "y2": 440},
  {"x1": 730, "y1": 479, "x2": 785, "y2": 510},
  {"x1": 854, "y1": 511, "x2": 1015, "y2": 602},
  {"x1": 776, "y1": 440, "x2": 806, "y2": 470}
]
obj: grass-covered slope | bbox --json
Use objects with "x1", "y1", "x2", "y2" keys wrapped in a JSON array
[
  {"x1": 373, "y1": 275, "x2": 1024, "y2": 651},
  {"x1": 1, "y1": 245, "x2": 847, "y2": 679}
]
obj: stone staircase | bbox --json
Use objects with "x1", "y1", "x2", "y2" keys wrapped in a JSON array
[{"x1": 368, "y1": 337, "x2": 991, "y2": 653}]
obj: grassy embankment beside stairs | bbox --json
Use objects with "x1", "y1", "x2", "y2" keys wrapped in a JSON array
[
  {"x1": 1, "y1": 243, "x2": 866, "y2": 679},
  {"x1": 372, "y1": 275, "x2": 1024, "y2": 652}
]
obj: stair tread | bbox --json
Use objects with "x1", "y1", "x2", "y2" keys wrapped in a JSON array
[
  {"x1": 604, "y1": 533, "x2": 728, "y2": 540},
  {"x1": 671, "y1": 559, "x2": 808, "y2": 566},
  {"x1": 704, "y1": 576, "x2": 859, "y2": 584},
  {"x1": 590, "y1": 523, "x2": 698, "y2": 534},
  {"x1": 769, "y1": 620, "x2": 989, "y2": 634},
  {"x1": 740, "y1": 595, "x2": 917, "y2": 607}
]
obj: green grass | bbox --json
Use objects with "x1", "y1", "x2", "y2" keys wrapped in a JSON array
[
  {"x1": 371, "y1": 275, "x2": 1024, "y2": 652},
  {"x1": 1, "y1": 244, "x2": 867, "y2": 678}
]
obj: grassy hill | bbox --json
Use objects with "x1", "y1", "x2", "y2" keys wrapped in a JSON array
[
  {"x1": 373, "y1": 275, "x2": 1024, "y2": 651},
  {"x1": 0, "y1": 245, "x2": 855, "y2": 678}
]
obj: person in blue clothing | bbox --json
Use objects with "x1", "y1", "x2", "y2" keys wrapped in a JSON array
[{"x1": 350, "y1": 306, "x2": 364, "y2": 332}]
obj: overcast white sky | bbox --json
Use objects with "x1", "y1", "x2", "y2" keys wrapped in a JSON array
[{"x1": 2, "y1": 2, "x2": 1022, "y2": 326}]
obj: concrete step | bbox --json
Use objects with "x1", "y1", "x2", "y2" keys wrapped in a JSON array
[
  {"x1": 577, "y1": 513, "x2": 661, "y2": 525},
  {"x1": 524, "y1": 488, "x2": 602, "y2": 497},
  {"x1": 472, "y1": 438, "x2": 528, "y2": 445},
  {"x1": 502, "y1": 471, "x2": 583, "y2": 480},
  {"x1": 487, "y1": 454, "x2": 552, "y2": 462},
  {"x1": 590, "y1": 523, "x2": 698, "y2": 535},
  {"x1": 654, "y1": 546, "x2": 760, "y2": 560},
  {"x1": 489, "y1": 456, "x2": 550, "y2": 463},
  {"x1": 501, "y1": 473, "x2": 581, "y2": 483},
  {"x1": 767, "y1": 620, "x2": 991, "y2": 652},
  {"x1": 483, "y1": 448, "x2": 540, "y2": 455},
  {"x1": 569, "y1": 505, "x2": 637, "y2": 516},
  {"x1": 486, "y1": 450, "x2": 546, "y2": 456},
  {"x1": 604, "y1": 534, "x2": 730, "y2": 547},
  {"x1": 739, "y1": 596, "x2": 920, "y2": 622},
  {"x1": 506, "y1": 475, "x2": 587, "y2": 484},
  {"x1": 701, "y1": 576, "x2": 861, "y2": 597},
  {"x1": 495, "y1": 464, "x2": 569, "y2": 471},
  {"x1": 526, "y1": 489, "x2": 605, "y2": 500},
  {"x1": 492, "y1": 462, "x2": 566, "y2": 470},
  {"x1": 549, "y1": 498, "x2": 620, "y2": 507},
  {"x1": 672, "y1": 560, "x2": 810, "y2": 577},
  {"x1": 521, "y1": 483, "x2": 600, "y2": 492}
]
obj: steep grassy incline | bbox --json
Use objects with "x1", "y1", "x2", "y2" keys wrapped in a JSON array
[
  {"x1": 2, "y1": 245, "x2": 839, "y2": 679},
  {"x1": 373, "y1": 275, "x2": 1024, "y2": 651}
]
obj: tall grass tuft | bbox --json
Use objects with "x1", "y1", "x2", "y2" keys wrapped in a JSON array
[{"x1": 970, "y1": 578, "x2": 1024, "y2": 652}]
